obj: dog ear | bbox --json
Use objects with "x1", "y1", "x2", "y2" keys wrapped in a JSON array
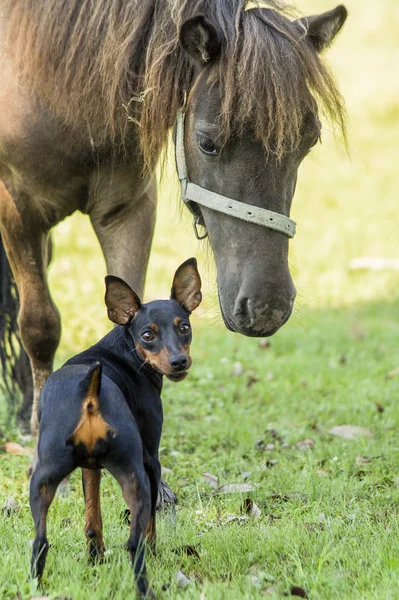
[
  {"x1": 296, "y1": 5, "x2": 347, "y2": 53},
  {"x1": 104, "y1": 276, "x2": 141, "y2": 325},
  {"x1": 171, "y1": 257, "x2": 202, "y2": 313}
]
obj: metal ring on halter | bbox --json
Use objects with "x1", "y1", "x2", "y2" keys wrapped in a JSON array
[{"x1": 193, "y1": 217, "x2": 208, "y2": 240}]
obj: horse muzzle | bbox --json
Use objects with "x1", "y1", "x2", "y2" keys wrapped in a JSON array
[{"x1": 220, "y1": 289, "x2": 296, "y2": 337}]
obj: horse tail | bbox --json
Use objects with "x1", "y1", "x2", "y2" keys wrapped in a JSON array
[{"x1": 0, "y1": 232, "x2": 31, "y2": 418}]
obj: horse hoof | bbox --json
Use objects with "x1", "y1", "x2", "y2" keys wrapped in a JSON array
[
  {"x1": 57, "y1": 478, "x2": 71, "y2": 498},
  {"x1": 156, "y1": 477, "x2": 177, "y2": 511},
  {"x1": 88, "y1": 543, "x2": 105, "y2": 564}
]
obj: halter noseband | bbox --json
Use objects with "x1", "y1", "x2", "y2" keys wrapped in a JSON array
[{"x1": 175, "y1": 108, "x2": 297, "y2": 240}]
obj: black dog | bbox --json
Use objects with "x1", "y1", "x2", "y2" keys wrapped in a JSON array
[{"x1": 30, "y1": 258, "x2": 202, "y2": 597}]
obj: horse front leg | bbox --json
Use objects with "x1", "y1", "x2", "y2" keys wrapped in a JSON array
[
  {"x1": 88, "y1": 171, "x2": 157, "y2": 297},
  {"x1": 0, "y1": 182, "x2": 61, "y2": 436}
]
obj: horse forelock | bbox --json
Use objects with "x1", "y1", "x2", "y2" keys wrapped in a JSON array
[{"x1": 3, "y1": 0, "x2": 346, "y2": 169}]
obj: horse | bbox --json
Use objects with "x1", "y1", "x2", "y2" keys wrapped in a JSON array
[{"x1": 0, "y1": 0, "x2": 347, "y2": 435}]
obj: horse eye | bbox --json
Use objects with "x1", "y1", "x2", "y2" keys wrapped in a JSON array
[
  {"x1": 179, "y1": 323, "x2": 190, "y2": 335},
  {"x1": 142, "y1": 331, "x2": 155, "y2": 342},
  {"x1": 197, "y1": 134, "x2": 218, "y2": 156}
]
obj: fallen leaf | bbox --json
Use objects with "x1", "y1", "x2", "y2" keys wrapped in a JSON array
[
  {"x1": 232, "y1": 362, "x2": 243, "y2": 376},
  {"x1": 176, "y1": 570, "x2": 192, "y2": 589},
  {"x1": 258, "y1": 339, "x2": 271, "y2": 350},
  {"x1": 218, "y1": 483, "x2": 254, "y2": 494},
  {"x1": 201, "y1": 472, "x2": 219, "y2": 489},
  {"x1": 316, "y1": 469, "x2": 329, "y2": 477},
  {"x1": 386, "y1": 367, "x2": 399, "y2": 380},
  {"x1": 290, "y1": 585, "x2": 308, "y2": 598},
  {"x1": 172, "y1": 545, "x2": 200, "y2": 560},
  {"x1": 350, "y1": 322, "x2": 367, "y2": 340},
  {"x1": 269, "y1": 492, "x2": 308, "y2": 503},
  {"x1": 266, "y1": 514, "x2": 281, "y2": 523},
  {"x1": 304, "y1": 522, "x2": 325, "y2": 532},
  {"x1": 241, "y1": 498, "x2": 261, "y2": 519},
  {"x1": 247, "y1": 375, "x2": 259, "y2": 388},
  {"x1": 2, "y1": 441, "x2": 33, "y2": 456},
  {"x1": 2, "y1": 497, "x2": 20, "y2": 516},
  {"x1": 262, "y1": 586, "x2": 278, "y2": 596},
  {"x1": 295, "y1": 438, "x2": 314, "y2": 451},
  {"x1": 251, "y1": 574, "x2": 262, "y2": 586},
  {"x1": 222, "y1": 515, "x2": 248, "y2": 525},
  {"x1": 355, "y1": 455, "x2": 372, "y2": 466},
  {"x1": 329, "y1": 425, "x2": 373, "y2": 440},
  {"x1": 349, "y1": 257, "x2": 399, "y2": 271}
]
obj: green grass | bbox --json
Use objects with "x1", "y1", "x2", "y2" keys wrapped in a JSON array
[{"x1": 1, "y1": 0, "x2": 399, "y2": 597}]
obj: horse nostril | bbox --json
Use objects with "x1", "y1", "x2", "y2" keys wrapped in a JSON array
[{"x1": 171, "y1": 356, "x2": 188, "y2": 371}]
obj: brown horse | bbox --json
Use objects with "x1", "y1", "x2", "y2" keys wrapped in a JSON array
[{"x1": 0, "y1": 0, "x2": 347, "y2": 436}]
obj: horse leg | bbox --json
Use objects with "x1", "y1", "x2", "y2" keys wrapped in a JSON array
[
  {"x1": 88, "y1": 172, "x2": 157, "y2": 296},
  {"x1": 0, "y1": 183, "x2": 61, "y2": 436}
]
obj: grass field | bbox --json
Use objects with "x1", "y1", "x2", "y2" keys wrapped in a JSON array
[{"x1": 1, "y1": 0, "x2": 399, "y2": 598}]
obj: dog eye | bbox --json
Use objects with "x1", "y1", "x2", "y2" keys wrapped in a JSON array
[
  {"x1": 179, "y1": 324, "x2": 190, "y2": 335},
  {"x1": 142, "y1": 331, "x2": 155, "y2": 342},
  {"x1": 197, "y1": 134, "x2": 218, "y2": 156}
]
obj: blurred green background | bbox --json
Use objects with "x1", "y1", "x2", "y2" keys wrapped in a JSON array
[
  {"x1": 49, "y1": 0, "x2": 399, "y2": 365},
  {"x1": 2, "y1": 2, "x2": 399, "y2": 598}
]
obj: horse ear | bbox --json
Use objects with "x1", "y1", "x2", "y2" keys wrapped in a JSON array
[
  {"x1": 104, "y1": 276, "x2": 141, "y2": 326},
  {"x1": 171, "y1": 258, "x2": 202, "y2": 313},
  {"x1": 297, "y1": 5, "x2": 347, "y2": 52},
  {"x1": 179, "y1": 15, "x2": 221, "y2": 68}
]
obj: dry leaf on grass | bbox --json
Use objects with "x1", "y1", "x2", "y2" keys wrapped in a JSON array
[
  {"x1": 247, "y1": 375, "x2": 259, "y2": 388},
  {"x1": 295, "y1": 438, "x2": 314, "y2": 451},
  {"x1": 258, "y1": 339, "x2": 271, "y2": 350},
  {"x1": 201, "y1": 472, "x2": 219, "y2": 489},
  {"x1": 329, "y1": 425, "x2": 373, "y2": 440},
  {"x1": 241, "y1": 498, "x2": 261, "y2": 518},
  {"x1": 201, "y1": 472, "x2": 254, "y2": 494},
  {"x1": 290, "y1": 585, "x2": 308, "y2": 597},
  {"x1": 232, "y1": 362, "x2": 243, "y2": 376},
  {"x1": 2, "y1": 497, "x2": 20, "y2": 516},
  {"x1": 176, "y1": 570, "x2": 192, "y2": 589},
  {"x1": 218, "y1": 483, "x2": 254, "y2": 494},
  {"x1": 355, "y1": 455, "x2": 373, "y2": 466},
  {"x1": 386, "y1": 367, "x2": 399, "y2": 379},
  {"x1": 2, "y1": 441, "x2": 33, "y2": 456},
  {"x1": 222, "y1": 515, "x2": 248, "y2": 525},
  {"x1": 262, "y1": 586, "x2": 278, "y2": 596},
  {"x1": 172, "y1": 545, "x2": 200, "y2": 559}
]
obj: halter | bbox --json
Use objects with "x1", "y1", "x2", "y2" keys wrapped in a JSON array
[{"x1": 174, "y1": 108, "x2": 297, "y2": 240}]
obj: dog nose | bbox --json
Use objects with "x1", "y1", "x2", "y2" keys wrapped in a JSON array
[{"x1": 170, "y1": 355, "x2": 188, "y2": 371}]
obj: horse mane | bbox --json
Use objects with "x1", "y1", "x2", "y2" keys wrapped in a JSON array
[{"x1": 4, "y1": 0, "x2": 346, "y2": 169}]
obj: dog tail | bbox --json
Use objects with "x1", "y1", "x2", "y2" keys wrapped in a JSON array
[
  {"x1": 79, "y1": 361, "x2": 102, "y2": 410},
  {"x1": 67, "y1": 362, "x2": 115, "y2": 451}
]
